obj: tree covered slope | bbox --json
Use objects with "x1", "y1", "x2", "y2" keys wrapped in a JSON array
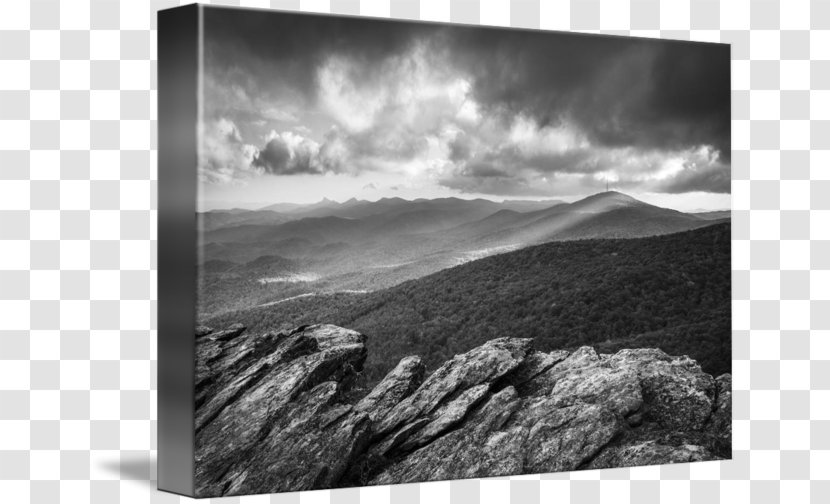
[{"x1": 205, "y1": 223, "x2": 731, "y2": 382}]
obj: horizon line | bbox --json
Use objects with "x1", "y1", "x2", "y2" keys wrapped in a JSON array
[{"x1": 203, "y1": 190, "x2": 732, "y2": 214}]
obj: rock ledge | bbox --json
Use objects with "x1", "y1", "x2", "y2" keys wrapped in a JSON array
[{"x1": 194, "y1": 324, "x2": 731, "y2": 497}]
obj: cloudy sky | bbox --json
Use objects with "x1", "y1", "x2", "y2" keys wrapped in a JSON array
[{"x1": 199, "y1": 8, "x2": 731, "y2": 211}]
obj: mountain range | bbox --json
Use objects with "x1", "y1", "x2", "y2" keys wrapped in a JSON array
[
  {"x1": 201, "y1": 192, "x2": 726, "y2": 249},
  {"x1": 197, "y1": 191, "x2": 729, "y2": 320}
]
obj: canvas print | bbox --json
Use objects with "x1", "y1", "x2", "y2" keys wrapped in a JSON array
[{"x1": 190, "y1": 6, "x2": 731, "y2": 497}]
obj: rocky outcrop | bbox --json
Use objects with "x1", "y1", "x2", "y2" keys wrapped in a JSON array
[
  {"x1": 194, "y1": 324, "x2": 369, "y2": 496},
  {"x1": 353, "y1": 356, "x2": 425, "y2": 422},
  {"x1": 194, "y1": 324, "x2": 731, "y2": 497}
]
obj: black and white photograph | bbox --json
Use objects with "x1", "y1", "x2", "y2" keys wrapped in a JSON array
[{"x1": 191, "y1": 6, "x2": 731, "y2": 497}]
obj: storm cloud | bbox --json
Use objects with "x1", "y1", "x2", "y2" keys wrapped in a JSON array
[
  {"x1": 200, "y1": 7, "x2": 730, "y2": 197},
  {"x1": 251, "y1": 131, "x2": 323, "y2": 175}
]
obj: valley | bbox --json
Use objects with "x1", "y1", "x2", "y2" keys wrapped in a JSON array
[
  {"x1": 202, "y1": 220, "x2": 732, "y2": 383},
  {"x1": 197, "y1": 191, "x2": 728, "y2": 321}
]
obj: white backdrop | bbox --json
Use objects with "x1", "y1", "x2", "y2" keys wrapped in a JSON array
[{"x1": 1, "y1": 0, "x2": 828, "y2": 502}]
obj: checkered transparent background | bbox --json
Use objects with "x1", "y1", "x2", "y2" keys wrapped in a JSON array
[{"x1": 0, "y1": 0, "x2": 827, "y2": 502}]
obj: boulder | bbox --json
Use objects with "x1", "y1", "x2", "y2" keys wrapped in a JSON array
[{"x1": 606, "y1": 350, "x2": 716, "y2": 430}]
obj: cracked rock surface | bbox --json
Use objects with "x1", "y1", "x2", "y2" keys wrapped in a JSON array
[{"x1": 194, "y1": 324, "x2": 731, "y2": 497}]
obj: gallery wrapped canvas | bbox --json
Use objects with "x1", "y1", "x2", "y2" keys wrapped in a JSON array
[{"x1": 158, "y1": 4, "x2": 732, "y2": 497}]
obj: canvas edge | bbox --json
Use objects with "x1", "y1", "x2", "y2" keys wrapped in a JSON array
[
  {"x1": 157, "y1": 3, "x2": 200, "y2": 497},
  {"x1": 199, "y1": 2, "x2": 730, "y2": 48}
]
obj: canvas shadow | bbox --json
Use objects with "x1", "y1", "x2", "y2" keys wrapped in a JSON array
[{"x1": 97, "y1": 451, "x2": 154, "y2": 490}]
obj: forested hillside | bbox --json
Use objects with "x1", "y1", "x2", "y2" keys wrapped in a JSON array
[{"x1": 205, "y1": 223, "x2": 731, "y2": 382}]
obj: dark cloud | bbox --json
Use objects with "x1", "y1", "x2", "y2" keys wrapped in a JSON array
[
  {"x1": 461, "y1": 161, "x2": 510, "y2": 178},
  {"x1": 659, "y1": 162, "x2": 731, "y2": 194},
  {"x1": 439, "y1": 143, "x2": 731, "y2": 197},
  {"x1": 202, "y1": 6, "x2": 730, "y2": 195},
  {"x1": 203, "y1": 7, "x2": 438, "y2": 106},
  {"x1": 252, "y1": 138, "x2": 293, "y2": 174},
  {"x1": 448, "y1": 135, "x2": 472, "y2": 163},
  {"x1": 443, "y1": 30, "x2": 731, "y2": 160},
  {"x1": 251, "y1": 133, "x2": 322, "y2": 175}
]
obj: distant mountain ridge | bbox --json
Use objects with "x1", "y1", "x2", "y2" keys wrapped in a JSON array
[
  {"x1": 442, "y1": 191, "x2": 710, "y2": 245},
  {"x1": 256, "y1": 196, "x2": 564, "y2": 216},
  {"x1": 197, "y1": 192, "x2": 731, "y2": 324},
  {"x1": 202, "y1": 191, "x2": 722, "y2": 246}
]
